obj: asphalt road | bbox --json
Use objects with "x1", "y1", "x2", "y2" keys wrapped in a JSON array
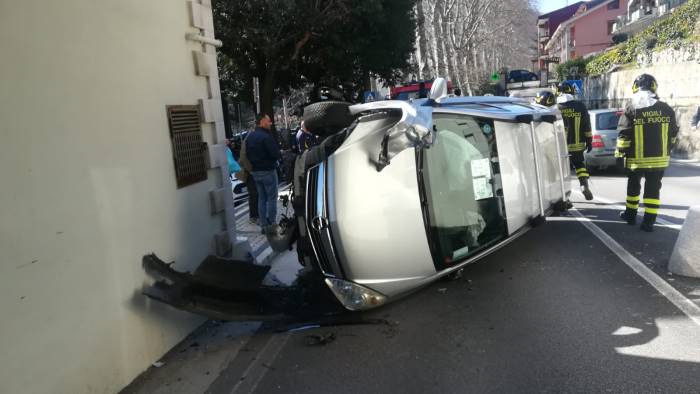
[{"x1": 126, "y1": 163, "x2": 700, "y2": 394}]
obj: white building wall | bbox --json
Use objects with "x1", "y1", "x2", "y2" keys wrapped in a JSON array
[{"x1": 0, "y1": 1, "x2": 228, "y2": 393}]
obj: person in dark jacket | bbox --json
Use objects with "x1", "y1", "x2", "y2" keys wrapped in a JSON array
[
  {"x1": 246, "y1": 113, "x2": 282, "y2": 233},
  {"x1": 616, "y1": 74, "x2": 678, "y2": 232},
  {"x1": 297, "y1": 121, "x2": 318, "y2": 152}
]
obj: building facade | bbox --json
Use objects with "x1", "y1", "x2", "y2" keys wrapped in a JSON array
[
  {"x1": 0, "y1": 1, "x2": 239, "y2": 393},
  {"x1": 545, "y1": 0, "x2": 628, "y2": 69},
  {"x1": 537, "y1": 2, "x2": 587, "y2": 71},
  {"x1": 613, "y1": 0, "x2": 689, "y2": 35}
]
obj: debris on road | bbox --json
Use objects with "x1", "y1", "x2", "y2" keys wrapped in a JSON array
[
  {"x1": 444, "y1": 268, "x2": 464, "y2": 281},
  {"x1": 152, "y1": 361, "x2": 165, "y2": 368},
  {"x1": 438, "y1": 288, "x2": 447, "y2": 294},
  {"x1": 304, "y1": 332, "x2": 336, "y2": 346}
]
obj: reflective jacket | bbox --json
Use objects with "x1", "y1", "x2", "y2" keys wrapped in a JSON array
[
  {"x1": 558, "y1": 100, "x2": 591, "y2": 152},
  {"x1": 616, "y1": 99, "x2": 678, "y2": 170}
]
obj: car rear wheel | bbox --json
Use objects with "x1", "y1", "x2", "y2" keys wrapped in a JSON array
[{"x1": 303, "y1": 101, "x2": 355, "y2": 137}]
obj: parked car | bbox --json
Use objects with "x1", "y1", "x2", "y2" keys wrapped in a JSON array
[
  {"x1": 231, "y1": 176, "x2": 249, "y2": 206},
  {"x1": 143, "y1": 79, "x2": 572, "y2": 320},
  {"x1": 585, "y1": 109, "x2": 623, "y2": 170},
  {"x1": 507, "y1": 69, "x2": 539, "y2": 83}
]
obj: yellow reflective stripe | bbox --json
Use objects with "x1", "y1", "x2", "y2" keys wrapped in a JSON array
[
  {"x1": 627, "y1": 157, "x2": 670, "y2": 164},
  {"x1": 627, "y1": 196, "x2": 640, "y2": 201},
  {"x1": 644, "y1": 207, "x2": 659, "y2": 214},
  {"x1": 614, "y1": 150, "x2": 625, "y2": 158},
  {"x1": 635, "y1": 124, "x2": 644, "y2": 159},
  {"x1": 627, "y1": 161, "x2": 669, "y2": 170},
  {"x1": 643, "y1": 198, "x2": 661, "y2": 205},
  {"x1": 662, "y1": 123, "x2": 668, "y2": 155},
  {"x1": 568, "y1": 143, "x2": 586, "y2": 151},
  {"x1": 575, "y1": 116, "x2": 581, "y2": 144},
  {"x1": 617, "y1": 139, "x2": 631, "y2": 148},
  {"x1": 626, "y1": 202, "x2": 639, "y2": 209},
  {"x1": 584, "y1": 132, "x2": 592, "y2": 138}
]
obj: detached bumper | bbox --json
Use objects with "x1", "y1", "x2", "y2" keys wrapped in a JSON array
[{"x1": 142, "y1": 254, "x2": 342, "y2": 321}]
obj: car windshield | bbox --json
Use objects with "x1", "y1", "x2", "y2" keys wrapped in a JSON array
[
  {"x1": 596, "y1": 111, "x2": 621, "y2": 130},
  {"x1": 420, "y1": 113, "x2": 507, "y2": 270}
]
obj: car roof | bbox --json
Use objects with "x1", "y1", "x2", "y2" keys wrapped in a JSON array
[{"x1": 417, "y1": 96, "x2": 556, "y2": 121}]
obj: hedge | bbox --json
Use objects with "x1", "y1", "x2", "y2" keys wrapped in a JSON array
[{"x1": 585, "y1": 0, "x2": 700, "y2": 75}]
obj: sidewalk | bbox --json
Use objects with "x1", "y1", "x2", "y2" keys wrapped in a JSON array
[{"x1": 234, "y1": 183, "x2": 293, "y2": 265}]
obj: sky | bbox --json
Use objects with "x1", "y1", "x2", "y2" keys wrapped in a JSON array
[{"x1": 537, "y1": 0, "x2": 577, "y2": 14}]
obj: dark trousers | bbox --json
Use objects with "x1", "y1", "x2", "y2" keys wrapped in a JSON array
[
  {"x1": 625, "y1": 169, "x2": 663, "y2": 224},
  {"x1": 570, "y1": 150, "x2": 589, "y2": 186},
  {"x1": 246, "y1": 173, "x2": 259, "y2": 219}
]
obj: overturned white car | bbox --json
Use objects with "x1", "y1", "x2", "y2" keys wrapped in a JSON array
[{"x1": 143, "y1": 79, "x2": 572, "y2": 319}]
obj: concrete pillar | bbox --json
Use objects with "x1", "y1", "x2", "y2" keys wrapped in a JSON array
[{"x1": 668, "y1": 206, "x2": 700, "y2": 278}]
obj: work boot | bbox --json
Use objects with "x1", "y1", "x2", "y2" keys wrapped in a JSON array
[
  {"x1": 581, "y1": 184, "x2": 593, "y2": 200},
  {"x1": 640, "y1": 216, "x2": 655, "y2": 232},
  {"x1": 619, "y1": 210, "x2": 637, "y2": 225}
]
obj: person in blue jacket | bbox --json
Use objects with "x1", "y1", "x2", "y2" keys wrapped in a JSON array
[{"x1": 225, "y1": 138, "x2": 241, "y2": 177}]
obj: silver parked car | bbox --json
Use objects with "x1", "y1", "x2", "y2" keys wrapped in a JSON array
[
  {"x1": 143, "y1": 79, "x2": 573, "y2": 319},
  {"x1": 585, "y1": 109, "x2": 623, "y2": 170}
]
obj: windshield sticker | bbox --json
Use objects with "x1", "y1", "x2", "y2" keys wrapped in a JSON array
[
  {"x1": 473, "y1": 176, "x2": 493, "y2": 200},
  {"x1": 471, "y1": 158, "x2": 491, "y2": 178}
]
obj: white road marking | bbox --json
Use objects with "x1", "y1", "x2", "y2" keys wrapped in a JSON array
[
  {"x1": 230, "y1": 333, "x2": 291, "y2": 394},
  {"x1": 573, "y1": 190, "x2": 680, "y2": 229},
  {"x1": 570, "y1": 208, "x2": 700, "y2": 328}
]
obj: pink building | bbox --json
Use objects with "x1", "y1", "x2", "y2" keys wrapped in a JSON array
[{"x1": 545, "y1": 0, "x2": 628, "y2": 71}]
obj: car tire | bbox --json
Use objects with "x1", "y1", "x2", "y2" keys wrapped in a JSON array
[
  {"x1": 530, "y1": 75, "x2": 538, "y2": 81},
  {"x1": 303, "y1": 101, "x2": 355, "y2": 137}
]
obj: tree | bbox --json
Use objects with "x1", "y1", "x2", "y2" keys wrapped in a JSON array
[
  {"x1": 213, "y1": 0, "x2": 417, "y2": 118},
  {"x1": 413, "y1": 0, "x2": 538, "y2": 95}
]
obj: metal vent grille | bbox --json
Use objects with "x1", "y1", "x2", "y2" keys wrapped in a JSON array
[{"x1": 166, "y1": 105, "x2": 207, "y2": 188}]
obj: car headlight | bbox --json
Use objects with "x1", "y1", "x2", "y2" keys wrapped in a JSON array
[{"x1": 324, "y1": 278, "x2": 387, "y2": 311}]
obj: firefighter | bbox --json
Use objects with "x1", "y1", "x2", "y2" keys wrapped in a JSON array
[
  {"x1": 616, "y1": 74, "x2": 678, "y2": 232},
  {"x1": 556, "y1": 81, "x2": 594, "y2": 200},
  {"x1": 534, "y1": 90, "x2": 556, "y2": 108}
]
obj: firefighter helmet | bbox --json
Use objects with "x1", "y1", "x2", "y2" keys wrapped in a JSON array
[
  {"x1": 535, "y1": 91, "x2": 556, "y2": 107},
  {"x1": 632, "y1": 73, "x2": 657, "y2": 94},
  {"x1": 556, "y1": 81, "x2": 576, "y2": 96}
]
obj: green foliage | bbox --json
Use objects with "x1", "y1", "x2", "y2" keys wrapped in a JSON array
[
  {"x1": 555, "y1": 57, "x2": 591, "y2": 81},
  {"x1": 586, "y1": 0, "x2": 700, "y2": 75},
  {"x1": 213, "y1": 0, "x2": 417, "y2": 112}
]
